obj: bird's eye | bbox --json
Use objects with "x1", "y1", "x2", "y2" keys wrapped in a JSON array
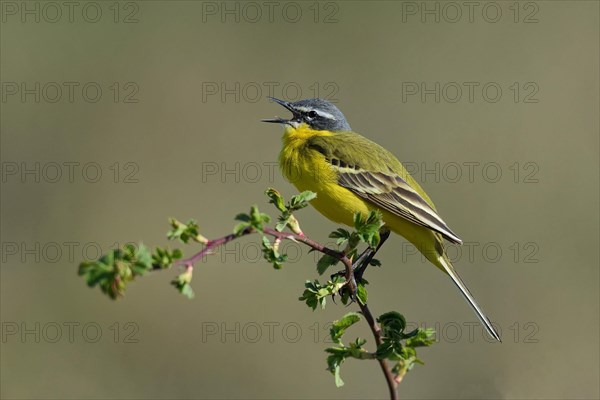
[{"x1": 307, "y1": 111, "x2": 318, "y2": 119}]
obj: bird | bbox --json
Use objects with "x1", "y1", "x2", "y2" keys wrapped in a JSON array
[{"x1": 262, "y1": 97, "x2": 501, "y2": 342}]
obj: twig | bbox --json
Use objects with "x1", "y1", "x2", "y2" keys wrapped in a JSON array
[
  {"x1": 358, "y1": 301, "x2": 398, "y2": 400},
  {"x1": 175, "y1": 226, "x2": 398, "y2": 400},
  {"x1": 176, "y1": 227, "x2": 254, "y2": 267}
]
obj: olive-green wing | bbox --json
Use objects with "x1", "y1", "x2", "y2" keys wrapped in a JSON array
[{"x1": 308, "y1": 134, "x2": 462, "y2": 244}]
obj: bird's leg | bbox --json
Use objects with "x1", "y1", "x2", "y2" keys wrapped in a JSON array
[{"x1": 353, "y1": 227, "x2": 390, "y2": 282}]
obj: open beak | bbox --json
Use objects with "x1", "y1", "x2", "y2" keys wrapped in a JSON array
[{"x1": 261, "y1": 97, "x2": 297, "y2": 125}]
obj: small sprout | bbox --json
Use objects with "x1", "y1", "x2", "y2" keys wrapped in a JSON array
[
  {"x1": 265, "y1": 188, "x2": 315, "y2": 235},
  {"x1": 233, "y1": 205, "x2": 271, "y2": 235},
  {"x1": 299, "y1": 276, "x2": 346, "y2": 310},
  {"x1": 78, "y1": 243, "x2": 153, "y2": 299},
  {"x1": 171, "y1": 267, "x2": 195, "y2": 299},
  {"x1": 152, "y1": 247, "x2": 183, "y2": 269},
  {"x1": 168, "y1": 218, "x2": 208, "y2": 244},
  {"x1": 262, "y1": 235, "x2": 287, "y2": 269},
  {"x1": 265, "y1": 188, "x2": 286, "y2": 212},
  {"x1": 285, "y1": 214, "x2": 304, "y2": 236}
]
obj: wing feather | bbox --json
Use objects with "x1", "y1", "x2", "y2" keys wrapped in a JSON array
[
  {"x1": 337, "y1": 168, "x2": 462, "y2": 244},
  {"x1": 306, "y1": 134, "x2": 462, "y2": 244}
]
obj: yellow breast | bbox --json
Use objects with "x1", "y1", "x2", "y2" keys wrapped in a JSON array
[{"x1": 278, "y1": 124, "x2": 371, "y2": 226}]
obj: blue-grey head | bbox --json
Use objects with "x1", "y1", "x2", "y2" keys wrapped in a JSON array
[{"x1": 262, "y1": 97, "x2": 351, "y2": 132}]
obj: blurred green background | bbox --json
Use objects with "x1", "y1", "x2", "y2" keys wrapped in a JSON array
[{"x1": 1, "y1": 1, "x2": 598, "y2": 399}]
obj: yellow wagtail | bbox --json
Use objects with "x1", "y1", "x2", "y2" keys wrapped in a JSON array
[{"x1": 263, "y1": 97, "x2": 501, "y2": 342}]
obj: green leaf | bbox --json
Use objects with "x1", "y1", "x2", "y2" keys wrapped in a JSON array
[
  {"x1": 80, "y1": 262, "x2": 109, "y2": 287},
  {"x1": 98, "y1": 250, "x2": 115, "y2": 269},
  {"x1": 369, "y1": 258, "x2": 382, "y2": 267},
  {"x1": 329, "y1": 228, "x2": 351, "y2": 246},
  {"x1": 406, "y1": 328, "x2": 436, "y2": 347},
  {"x1": 329, "y1": 228, "x2": 351, "y2": 239},
  {"x1": 234, "y1": 213, "x2": 251, "y2": 222},
  {"x1": 289, "y1": 191, "x2": 317, "y2": 211},
  {"x1": 299, "y1": 280, "x2": 322, "y2": 310},
  {"x1": 233, "y1": 222, "x2": 251, "y2": 236},
  {"x1": 356, "y1": 283, "x2": 368, "y2": 305},
  {"x1": 378, "y1": 311, "x2": 407, "y2": 339},
  {"x1": 262, "y1": 235, "x2": 272, "y2": 250},
  {"x1": 179, "y1": 283, "x2": 195, "y2": 299},
  {"x1": 249, "y1": 205, "x2": 271, "y2": 231},
  {"x1": 234, "y1": 207, "x2": 269, "y2": 235},
  {"x1": 326, "y1": 353, "x2": 345, "y2": 387},
  {"x1": 373, "y1": 311, "x2": 435, "y2": 382},
  {"x1": 324, "y1": 336, "x2": 372, "y2": 388},
  {"x1": 376, "y1": 340, "x2": 395, "y2": 359},
  {"x1": 134, "y1": 243, "x2": 152, "y2": 269},
  {"x1": 352, "y1": 212, "x2": 363, "y2": 230},
  {"x1": 317, "y1": 254, "x2": 340, "y2": 275},
  {"x1": 351, "y1": 210, "x2": 384, "y2": 248},
  {"x1": 172, "y1": 248, "x2": 183, "y2": 259},
  {"x1": 265, "y1": 189, "x2": 314, "y2": 235},
  {"x1": 275, "y1": 219, "x2": 288, "y2": 232},
  {"x1": 330, "y1": 312, "x2": 361, "y2": 344}
]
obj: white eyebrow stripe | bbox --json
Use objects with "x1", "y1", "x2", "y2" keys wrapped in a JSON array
[
  {"x1": 315, "y1": 110, "x2": 336, "y2": 119},
  {"x1": 295, "y1": 106, "x2": 337, "y2": 120}
]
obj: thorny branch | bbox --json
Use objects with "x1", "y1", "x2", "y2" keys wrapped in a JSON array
[{"x1": 173, "y1": 226, "x2": 398, "y2": 399}]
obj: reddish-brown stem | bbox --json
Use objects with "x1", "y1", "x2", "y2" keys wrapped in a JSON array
[
  {"x1": 176, "y1": 228, "x2": 253, "y2": 267},
  {"x1": 358, "y1": 301, "x2": 398, "y2": 400},
  {"x1": 176, "y1": 226, "x2": 398, "y2": 399}
]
